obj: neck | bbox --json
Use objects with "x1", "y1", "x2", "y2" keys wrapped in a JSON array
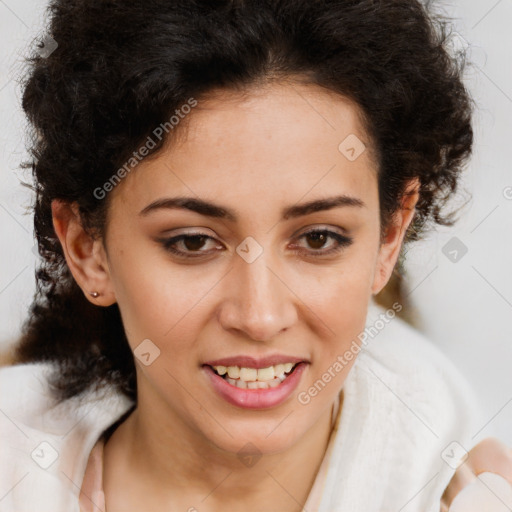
[{"x1": 103, "y1": 392, "x2": 342, "y2": 512}]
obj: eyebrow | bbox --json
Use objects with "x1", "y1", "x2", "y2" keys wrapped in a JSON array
[{"x1": 139, "y1": 194, "x2": 365, "y2": 221}]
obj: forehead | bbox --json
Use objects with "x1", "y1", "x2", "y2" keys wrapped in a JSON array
[{"x1": 109, "y1": 81, "x2": 379, "y2": 219}]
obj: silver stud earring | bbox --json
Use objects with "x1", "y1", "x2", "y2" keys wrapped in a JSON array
[{"x1": 90, "y1": 291, "x2": 100, "y2": 298}]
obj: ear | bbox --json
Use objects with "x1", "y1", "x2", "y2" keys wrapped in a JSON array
[
  {"x1": 51, "y1": 199, "x2": 117, "y2": 306},
  {"x1": 371, "y1": 178, "x2": 420, "y2": 296}
]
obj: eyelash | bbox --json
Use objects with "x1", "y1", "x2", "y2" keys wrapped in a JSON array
[{"x1": 160, "y1": 228, "x2": 353, "y2": 259}]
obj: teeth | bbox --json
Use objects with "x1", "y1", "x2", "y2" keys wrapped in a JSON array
[
  {"x1": 274, "y1": 364, "x2": 285, "y2": 379},
  {"x1": 226, "y1": 366, "x2": 240, "y2": 379},
  {"x1": 213, "y1": 362, "x2": 298, "y2": 384},
  {"x1": 239, "y1": 367, "x2": 258, "y2": 381},
  {"x1": 215, "y1": 365, "x2": 227, "y2": 376},
  {"x1": 257, "y1": 366, "x2": 274, "y2": 380},
  {"x1": 226, "y1": 376, "x2": 283, "y2": 389},
  {"x1": 236, "y1": 379, "x2": 247, "y2": 389}
]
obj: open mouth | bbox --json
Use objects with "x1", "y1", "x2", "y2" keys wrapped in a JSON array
[{"x1": 208, "y1": 362, "x2": 300, "y2": 390}]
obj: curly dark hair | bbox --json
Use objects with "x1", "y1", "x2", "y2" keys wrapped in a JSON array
[{"x1": 13, "y1": 0, "x2": 474, "y2": 405}]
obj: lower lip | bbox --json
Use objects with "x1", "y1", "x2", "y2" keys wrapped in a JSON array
[{"x1": 203, "y1": 363, "x2": 307, "y2": 409}]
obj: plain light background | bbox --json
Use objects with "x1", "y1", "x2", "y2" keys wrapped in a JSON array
[{"x1": 0, "y1": 0, "x2": 511, "y2": 447}]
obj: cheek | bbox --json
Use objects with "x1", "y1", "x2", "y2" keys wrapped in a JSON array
[
  {"x1": 301, "y1": 249, "x2": 378, "y2": 356},
  {"x1": 106, "y1": 241, "x2": 210, "y2": 348},
  {"x1": 305, "y1": 248, "x2": 377, "y2": 316}
]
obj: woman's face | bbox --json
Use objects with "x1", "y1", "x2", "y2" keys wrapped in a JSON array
[{"x1": 83, "y1": 81, "x2": 415, "y2": 455}]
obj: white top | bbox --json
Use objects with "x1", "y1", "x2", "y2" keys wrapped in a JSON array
[{"x1": 0, "y1": 299, "x2": 485, "y2": 512}]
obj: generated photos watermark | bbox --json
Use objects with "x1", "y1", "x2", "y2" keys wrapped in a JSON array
[
  {"x1": 93, "y1": 98, "x2": 198, "y2": 200},
  {"x1": 297, "y1": 301, "x2": 403, "y2": 405}
]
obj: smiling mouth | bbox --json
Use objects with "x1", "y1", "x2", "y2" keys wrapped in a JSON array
[{"x1": 208, "y1": 363, "x2": 299, "y2": 389}]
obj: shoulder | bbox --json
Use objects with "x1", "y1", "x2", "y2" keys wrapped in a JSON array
[
  {"x1": 356, "y1": 299, "x2": 483, "y2": 425},
  {"x1": 0, "y1": 361, "x2": 134, "y2": 424},
  {"x1": 333, "y1": 300, "x2": 486, "y2": 510},
  {"x1": 279, "y1": 300, "x2": 487, "y2": 511},
  {"x1": 0, "y1": 362, "x2": 57, "y2": 417},
  {"x1": 0, "y1": 362, "x2": 134, "y2": 512}
]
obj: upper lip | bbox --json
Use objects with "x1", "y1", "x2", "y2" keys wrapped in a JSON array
[{"x1": 203, "y1": 354, "x2": 308, "y2": 369}]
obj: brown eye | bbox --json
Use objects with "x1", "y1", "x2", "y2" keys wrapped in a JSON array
[
  {"x1": 161, "y1": 234, "x2": 222, "y2": 258},
  {"x1": 305, "y1": 231, "x2": 330, "y2": 250},
  {"x1": 293, "y1": 228, "x2": 353, "y2": 256},
  {"x1": 181, "y1": 235, "x2": 209, "y2": 251}
]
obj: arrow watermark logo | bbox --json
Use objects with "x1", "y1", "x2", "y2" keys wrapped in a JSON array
[
  {"x1": 441, "y1": 441, "x2": 469, "y2": 470},
  {"x1": 338, "y1": 134, "x2": 366, "y2": 162},
  {"x1": 36, "y1": 35, "x2": 58, "y2": 59},
  {"x1": 236, "y1": 236, "x2": 264, "y2": 264},
  {"x1": 237, "y1": 442, "x2": 262, "y2": 468},
  {"x1": 31, "y1": 441, "x2": 59, "y2": 469},
  {"x1": 134, "y1": 338, "x2": 161, "y2": 366},
  {"x1": 442, "y1": 236, "x2": 468, "y2": 263}
]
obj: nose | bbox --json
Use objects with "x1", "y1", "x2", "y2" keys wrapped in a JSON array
[{"x1": 217, "y1": 250, "x2": 298, "y2": 342}]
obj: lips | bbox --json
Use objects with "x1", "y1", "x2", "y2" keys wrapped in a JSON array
[{"x1": 203, "y1": 361, "x2": 307, "y2": 409}]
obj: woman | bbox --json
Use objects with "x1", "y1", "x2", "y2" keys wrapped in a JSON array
[{"x1": 0, "y1": 0, "x2": 511, "y2": 511}]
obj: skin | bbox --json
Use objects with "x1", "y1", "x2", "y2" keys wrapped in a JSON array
[{"x1": 51, "y1": 80, "x2": 511, "y2": 511}]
